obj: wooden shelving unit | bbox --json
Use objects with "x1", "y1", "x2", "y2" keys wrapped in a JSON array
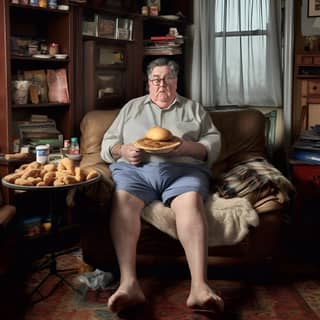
[{"x1": 0, "y1": 1, "x2": 75, "y2": 160}]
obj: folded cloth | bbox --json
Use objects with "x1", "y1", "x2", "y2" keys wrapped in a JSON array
[
  {"x1": 217, "y1": 157, "x2": 295, "y2": 204},
  {"x1": 141, "y1": 193, "x2": 259, "y2": 247}
]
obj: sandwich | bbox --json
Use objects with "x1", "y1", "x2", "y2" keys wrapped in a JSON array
[{"x1": 134, "y1": 126, "x2": 181, "y2": 153}]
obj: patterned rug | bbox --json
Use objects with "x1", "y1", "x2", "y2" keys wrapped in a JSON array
[{"x1": 20, "y1": 251, "x2": 320, "y2": 320}]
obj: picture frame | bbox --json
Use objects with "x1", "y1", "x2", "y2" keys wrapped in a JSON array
[
  {"x1": 308, "y1": 0, "x2": 320, "y2": 17},
  {"x1": 147, "y1": 0, "x2": 161, "y2": 10},
  {"x1": 97, "y1": 15, "x2": 116, "y2": 39}
]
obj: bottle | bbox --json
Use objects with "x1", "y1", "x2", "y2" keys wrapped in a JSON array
[{"x1": 70, "y1": 137, "x2": 80, "y2": 155}]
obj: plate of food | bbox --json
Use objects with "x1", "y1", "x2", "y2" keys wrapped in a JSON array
[{"x1": 134, "y1": 127, "x2": 181, "y2": 154}]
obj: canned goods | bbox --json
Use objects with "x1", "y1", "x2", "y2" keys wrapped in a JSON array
[
  {"x1": 39, "y1": 0, "x2": 47, "y2": 7},
  {"x1": 30, "y1": 0, "x2": 39, "y2": 6},
  {"x1": 48, "y1": 0, "x2": 57, "y2": 9},
  {"x1": 49, "y1": 42, "x2": 59, "y2": 55},
  {"x1": 149, "y1": 6, "x2": 159, "y2": 16},
  {"x1": 36, "y1": 144, "x2": 49, "y2": 164},
  {"x1": 141, "y1": 6, "x2": 149, "y2": 15},
  {"x1": 64, "y1": 139, "x2": 70, "y2": 149}
]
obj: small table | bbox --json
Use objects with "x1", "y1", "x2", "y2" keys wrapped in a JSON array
[
  {"x1": 2, "y1": 174, "x2": 101, "y2": 303},
  {"x1": 289, "y1": 160, "x2": 320, "y2": 257}
]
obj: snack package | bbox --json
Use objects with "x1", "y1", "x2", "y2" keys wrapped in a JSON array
[
  {"x1": 47, "y1": 68, "x2": 70, "y2": 103},
  {"x1": 24, "y1": 69, "x2": 48, "y2": 103}
]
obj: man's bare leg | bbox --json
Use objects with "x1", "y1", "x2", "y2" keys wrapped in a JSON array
[
  {"x1": 107, "y1": 190, "x2": 146, "y2": 313},
  {"x1": 171, "y1": 192, "x2": 224, "y2": 312}
]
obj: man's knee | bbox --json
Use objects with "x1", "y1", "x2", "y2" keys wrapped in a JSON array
[
  {"x1": 113, "y1": 190, "x2": 145, "y2": 210},
  {"x1": 170, "y1": 191, "x2": 204, "y2": 210}
]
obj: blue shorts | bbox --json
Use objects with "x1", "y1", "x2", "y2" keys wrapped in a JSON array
[{"x1": 110, "y1": 162, "x2": 212, "y2": 206}]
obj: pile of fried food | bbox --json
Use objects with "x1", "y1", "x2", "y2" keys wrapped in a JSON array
[{"x1": 3, "y1": 157, "x2": 98, "y2": 187}]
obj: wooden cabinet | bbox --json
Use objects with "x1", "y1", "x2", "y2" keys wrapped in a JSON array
[
  {"x1": 0, "y1": 1, "x2": 75, "y2": 158},
  {"x1": 79, "y1": 6, "x2": 143, "y2": 112}
]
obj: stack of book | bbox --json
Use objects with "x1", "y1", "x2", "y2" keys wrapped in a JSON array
[
  {"x1": 14, "y1": 114, "x2": 63, "y2": 153},
  {"x1": 144, "y1": 35, "x2": 184, "y2": 55},
  {"x1": 292, "y1": 129, "x2": 320, "y2": 164}
]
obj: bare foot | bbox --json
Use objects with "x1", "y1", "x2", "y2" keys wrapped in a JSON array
[
  {"x1": 187, "y1": 284, "x2": 224, "y2": 313},
  {"x1": 107, "y1": 280, "x2": 146, "y2": 313}
]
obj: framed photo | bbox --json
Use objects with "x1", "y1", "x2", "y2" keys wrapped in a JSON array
[
  {"x1": 147, "y1": 0, "x2": 161, "y2": 10},
  {"x1": 116, "y1": 18, "x2": 133, "y2": 41},
  {"x1": 97, "y1": 15, "x2": 116, "y2": 39},
  {"x1": 308, "y1": 0, "x2": 320, "y2": 17}
]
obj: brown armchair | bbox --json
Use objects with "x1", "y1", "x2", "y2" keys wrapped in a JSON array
[{"x1": 73, "y1": 108, "x2": 293, "y2": 271}]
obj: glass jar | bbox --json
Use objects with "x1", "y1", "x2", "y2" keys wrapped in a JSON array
[
  {"x1": 49, "y1": 42, "x2": 59, "y2": 56},
  {"x1": 70, "y1": 137, "x2": 80, "y2": 155},
  {"x1": 39, "y1": 0, "x2": 47, "y2": 7}
]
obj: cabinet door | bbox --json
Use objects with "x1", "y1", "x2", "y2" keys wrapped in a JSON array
[{"x1": 84, "y1": 40, "x2": 128, "y2": 110}]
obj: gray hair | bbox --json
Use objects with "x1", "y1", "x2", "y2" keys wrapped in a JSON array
[{"x1": 147, "y1": 58, "x2": 179, "y2": 79}]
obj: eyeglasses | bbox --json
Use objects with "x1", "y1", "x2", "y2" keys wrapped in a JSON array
[{"x1": 149, "y1": 76, "x2": 176, "y2": 86}]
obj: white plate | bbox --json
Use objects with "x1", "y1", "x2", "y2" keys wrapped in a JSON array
[
  {"x1": 32, "y1": 54, "x2": 53, "y2": 59},
  {"x1": 160, "y1": 15, "x2": 180, "y2": 20},
  {"x1": 65, "y1": 153, "x2": 82, "y2": 161},
  {"x1": 54, "y1": 54, "x2": 68, "y2": 59}
]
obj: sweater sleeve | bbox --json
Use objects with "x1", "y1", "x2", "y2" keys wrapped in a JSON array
[{"x1": 100, "y1": 108, "x2": 126, "y2": 163}]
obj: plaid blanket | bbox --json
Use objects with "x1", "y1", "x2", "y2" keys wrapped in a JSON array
[{"x1": 217, "y1": 157, "x2": 295, "y2": 204}]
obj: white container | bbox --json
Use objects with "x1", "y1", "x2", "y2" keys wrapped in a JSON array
[
  {"x1": 36, "y1": 144, "x2": 50, "y2": 164},
  {"x1": 11, "y1": 80, "x2": 31, "y2": 104}
]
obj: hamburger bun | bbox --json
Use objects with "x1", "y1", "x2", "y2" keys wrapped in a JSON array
[{"x1": 145, "y1": 126, "x2": 173, "y2": 141}]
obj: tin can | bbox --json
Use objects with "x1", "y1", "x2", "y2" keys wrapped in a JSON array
[
  {"x1": 36, "y1": 144, "x2": 50, "y2": 164},
  {"x1": 39, "y1": 0, "x2": 47, "y2": 7},
  {"x1": 149, "y1": 6, "x2": 159, "y2": 16},
  {"x1": 64, "y1": 139, "x2": 70, "y2": 149},
  {"x1": 30, "y1": 0, "x2": 39, "y2": 6},
  {"x1": 49, "y1": 42, "x2": 59, "y2": 55},
  {"x1": 141, "y1": 6, "x2": 149, "y2": 16},
  {"x1": 48, "y1": 0, "x2": 57, "y2": 9}
]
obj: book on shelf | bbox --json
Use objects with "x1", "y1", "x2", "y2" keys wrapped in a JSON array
[
  {"x1": 144, "y1": 35, "x2": 184, "y2": 56},
  {"x1": 150, "y1": 35, "x2": 177, "y2": 41},
  {"x1": 144, "y1": 47, "x2": 182, "y2": 55},
  {"x1": 292, "y1": 129, "x2": 320, "y2": 163},
  {"x1": 47, "y1": 68, "x2": 69, "y2": 103},
  {"x1": 291, "y1": 148, "x2": 320, "y2": 164}
]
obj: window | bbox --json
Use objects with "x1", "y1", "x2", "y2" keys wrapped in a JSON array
[{"x1": 191, "y1": 0, "x2": 282, "y2": 107}]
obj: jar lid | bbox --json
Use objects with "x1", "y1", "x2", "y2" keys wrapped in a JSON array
[{"x1": 36, "y1": 145, "x2": 49, "y2": 150}]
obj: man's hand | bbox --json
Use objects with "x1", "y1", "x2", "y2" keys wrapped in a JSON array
[
  {"x1": 120, "y1": 144, "x2": 143, "y2": 165},
  {"x1": 169, "y1": 140, "x2": 207, "y2": 161}
]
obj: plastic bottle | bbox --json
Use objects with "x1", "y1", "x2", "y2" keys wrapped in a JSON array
[{"x1": 70, "y1": 137, "x2": 80, "y2": 155}]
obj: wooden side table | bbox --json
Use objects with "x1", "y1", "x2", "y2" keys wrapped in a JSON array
[
  {"x1": 1, "y1": 174, "x2": 101, "y2": 304},
  {"x1": 289, "y1": 160, "x2": 320, "y2": 257}
]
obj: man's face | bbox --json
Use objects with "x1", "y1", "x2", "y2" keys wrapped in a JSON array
[{"x1": 148, "y1": 66, "x2": 177, "y2": 108}]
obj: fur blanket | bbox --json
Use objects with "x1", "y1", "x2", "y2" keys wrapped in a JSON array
[{"x1": 141, "y1": 192, "x2": 259, "y2": 247}]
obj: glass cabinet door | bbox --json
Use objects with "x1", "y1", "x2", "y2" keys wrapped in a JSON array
[{"x1": 97, "y1": 46, "x2": 125, "y2": 66}]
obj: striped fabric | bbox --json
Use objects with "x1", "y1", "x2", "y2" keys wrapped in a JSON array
[{"x1": 217, "y1": 157, "x2": 294, "y2": 203}]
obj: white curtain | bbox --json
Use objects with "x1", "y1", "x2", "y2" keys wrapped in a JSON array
[{"x1": 191, "y1": 0, "x2": 282, "y2": 107}]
